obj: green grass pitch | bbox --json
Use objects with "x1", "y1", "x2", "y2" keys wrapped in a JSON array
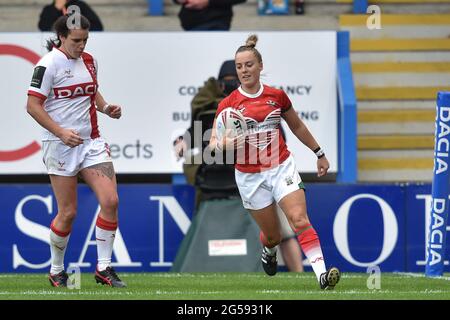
[{"x1": 0, "y1": 272, "x2": 449, "y2": 300}]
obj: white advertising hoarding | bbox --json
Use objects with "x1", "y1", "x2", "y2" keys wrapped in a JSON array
[{"x1": 0, "y1": 32, "x2": 336, "y2": 174}]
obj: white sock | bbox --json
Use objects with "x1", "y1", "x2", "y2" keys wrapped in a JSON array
[
  {"x1": 96, "y1": 226, "x2": 116, "y2": 271},
  {"x1": 296, "y1": 226, "x2": 327, "y2": 282},
  {"x1": 304, "y1": 248, "x2": 327, "y2": 281},
  {"x1": 264, "y1": 246, "x2": 277, "y2": 255},
  {"x1": 50, "y1": 229, "x2": 70, "y2": 275}
]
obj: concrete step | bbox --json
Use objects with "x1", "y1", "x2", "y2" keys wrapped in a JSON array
[
  {"x1": 351, "y1": 38, "x2": 450, "y2": 51},
  {"x1": 358, "y1": 109, "x2": 435, "y2": 134},
  {"x1": 353, "y1": 61, "x2": 450, "y2": 72},
  {"x1": 230, "y1": 13, "x2": 339, "y2": 30},
  {"x1": 359, "y1": 157, "x2": 432, "y2": 170},
  {"x1": 357, "y1": 100, "x2": 436, "y2": 109},
  {"x1": 351, "y1": 52, "x2": 450, "y2": 63},
  {"x1": 344, "y1": 26, "x2": 450, "y2": 39},
  {"x1": 358, "y1": 134, "x2": 434, "y2": 149},
  {"x1": 359, "y1": 122, "x2": 434, "y2": 134},
  {"x1": 358, "y1": 149, "x2": 433, "y2": 182},
  {"x1": 341, "y1": 2, "x2": 450, "y2": 13},
  {"x1": 359, "y1": 149, "x2": 433, "y2": 158},
  {"x1": 354, "y1": 73, "x2": 450, "y2": 86},
  {"x1": 358, "y1": 169, "x2": 432, "y2": 181},
  {"x1": 359, "y1": 108, "x2": 435, "y2": 122},
  {"x1": 340, "y1": 14, "x2": 450, "y2": 25},
  {"x1": 356, "y1": 86, "x2": 450, "y2": 100},
  {"x1": 341, "y1": 14, "x2": 450, "y2": 39},
  {"x1": 359, "y1": 121, "x2": 435, "y2": 135}
]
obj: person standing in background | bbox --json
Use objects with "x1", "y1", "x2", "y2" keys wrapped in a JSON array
[
  {"x1": 38, "y1": 0, "x2": 104, "y2": 31},
  {"x1": 173, "y1": 0, "x2": 246, "y2": 31}
]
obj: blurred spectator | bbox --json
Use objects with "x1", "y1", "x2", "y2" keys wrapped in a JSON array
[
  {"x1": 174, "y1": 59, "x2": 240, "y2": 205},
  {"x1": 172, "y1": 0, "x2": 246, "y2": 31},
  {"x1": 295, "y1": 0, "x2": 304, "y2": 15},
  {"x1": 38, "y1": 0, "x2": 104, "y2": 31}
]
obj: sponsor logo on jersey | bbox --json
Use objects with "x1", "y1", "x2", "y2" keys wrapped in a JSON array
[
  {"x1": 54, "y1": 82, "x2": 98, "y2": 99},
  {"x1": 63, "y1": 69, "x2": 74, "y2": 79},
  {"x1": 266, "y1": 100, "x2": 277, "y2": 107}
]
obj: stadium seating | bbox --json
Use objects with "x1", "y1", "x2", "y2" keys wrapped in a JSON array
[
  {"x1": 339, "y1": 1, "x2": 450, "y2": 181},
  {"x1": 0, "y1": 0, "x2": 350, "y2": 31}
]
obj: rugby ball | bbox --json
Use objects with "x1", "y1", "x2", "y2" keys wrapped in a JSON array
[{"x1": 215, "y1": 107, "x2": 247, "y2": 142}]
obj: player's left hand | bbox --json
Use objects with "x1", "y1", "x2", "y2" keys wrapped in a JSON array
[
  {"x1": 105, "y1": 104, "x2": 122, "y2": 119},
  {"x1": 317, "y1": 156, "x2": 329, "y2": 177}
]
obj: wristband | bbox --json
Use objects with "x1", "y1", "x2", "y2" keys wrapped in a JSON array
[
  {"x1": 102, "y1": 104, "x2": 110, "y2": 114},
  {"x1": 313, "y1": 147, "x2": 325, "y2": 159}
]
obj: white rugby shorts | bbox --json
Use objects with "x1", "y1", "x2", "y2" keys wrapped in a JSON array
[
  {"x1": 42, "y1": 137, "x2": 112, "y2": 176},
  {"x1": 235, "y1": 155, "x2": 305, "y2": 210}
]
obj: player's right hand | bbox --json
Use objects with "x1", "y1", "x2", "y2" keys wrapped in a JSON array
[
  {"x1": 222, "y1": 133, "x2": 245, "y2": 150},
  {"x1": 59, "y1": 129, "x2": 83, "y2": 147},
  {"x1": 173, "y1": 136, "x2": 187, "y2": 160}
]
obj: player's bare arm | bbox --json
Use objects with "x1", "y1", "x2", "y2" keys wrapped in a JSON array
[
  {"x1": 26, "y1": 95, "x2": 83, "y2": 147},
  {"x1": 282, "y1": 106, "x2": 329, "y2": 177},
  {"x1": 209, "y1": 118, "x2": 220, "y2": 149},
  {"x1": 95, "y1": 91, "x2": 122, "y2": 119}
]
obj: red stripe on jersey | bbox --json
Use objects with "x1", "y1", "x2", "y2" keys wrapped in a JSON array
[
  {"x1": 89, "y1": 95, "x2": 99, "y2": 138},
  {"x1": 27, "y1": 90, "x2": 47, "y2": 101},
  {"x1": 81, "y1": 52, "x2": 100, "y2": 139},
  {"x1": 81, "y1": 52, "x2": 97, "y2": 83}
]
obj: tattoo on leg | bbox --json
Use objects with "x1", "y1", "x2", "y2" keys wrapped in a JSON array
[{"x1": 87, "y1": 162, "x2": 115, "y2": 180}]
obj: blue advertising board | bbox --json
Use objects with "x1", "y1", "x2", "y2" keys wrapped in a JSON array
[
  {"x1": 0, "y1": 183, "x2": 448, "y2": 273},
  {"x1": 0, "y1": 184, "x2": 195, "y2": 273},
  {"x1": 305, "y1": 184, "x2": 406, "y2": 272},
  {"x1": 405, "y1": 184, "x2": 450, "y2": 272}
]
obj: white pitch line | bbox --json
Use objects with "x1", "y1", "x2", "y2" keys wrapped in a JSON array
[
  {"x1": 394, "y1": 272, "x2": 450, "y2": 281},
  {"x1": 0, "y1": 289, "x2": 449, "y2": 296}
]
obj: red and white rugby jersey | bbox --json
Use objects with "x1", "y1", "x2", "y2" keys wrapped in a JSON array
[
  {"x1": 216, "y1": 83, "x2": 292, "y2": 173},
  {"x1": 27, "y1": 48, "x2": 100, "y2": 141}
]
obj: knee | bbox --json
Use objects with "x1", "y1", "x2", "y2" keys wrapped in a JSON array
[
  {"x1": 291, "y1": 215, "x2": 311, "y2": 231},
  {"x1": 100, "y1": 193, "x2": 119, "y2": 213},
  {"x1": 58, "y1": 206, "x2": 77, "y2": 224}
]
